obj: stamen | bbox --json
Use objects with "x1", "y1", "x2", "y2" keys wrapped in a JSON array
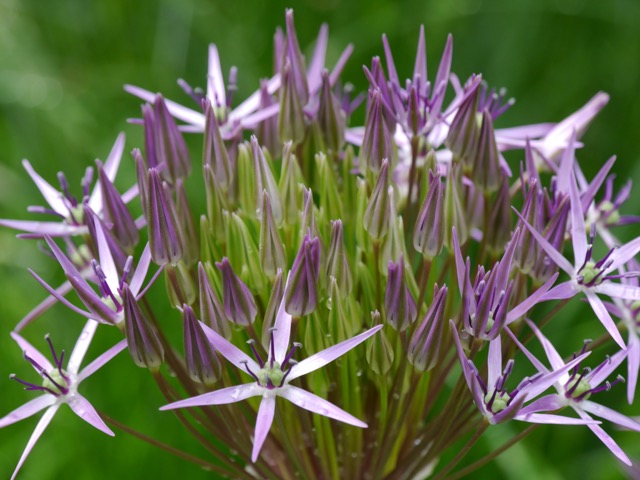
[
  {"x1": 120, "y1": 257, "x2": 134, "y2": 291},
  {"x1": 566, "y1": 368, "x2": 589, "y2": 397},
  {"x1": 246, "y1": 339, "x2": 265, "y2": 368},
  {"x1": 45, "y1": 334, "x2": 62, "y2": 369},
  {"x1": 57, "y1": 172, "x2": 75, "y2": 206},
  {"x1": 240, "y1": 360, "x2": 261, "y2": 385},
  {"x1": 10, "y1": 374, "x2": 59, "y2": 396},
  {"x1": 81, "y1": 167, "x2": 94, "y2": 200},
  {"x1": 280, "y1": 360, "x2": 298, "y2": 386},
  {"x1": 27, "y1": 206, "x2": 65, "y2": 218},
  {"x1": 282, "y1": 342, "x2": 302, "y2": 368},
  {"x1": 227, "y1": 66, "x2": 238, "y2": 108}
]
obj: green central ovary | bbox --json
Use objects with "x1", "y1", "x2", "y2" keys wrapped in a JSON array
[
  {"x1": 580, "y1": 261, "x2": 601, "y2": 285},
  {"x1": 43, "y1": 369, "x2": 69, "y2": 395},
  {"x1": 566, "y1": 377, "x2": 591, "y2": 400},
  {"x1": 485, "y1": 390, "x2": 509, "y2": 412},
  {"x1": 258, "y1": 362, "x2": 285, "y2": 387}
]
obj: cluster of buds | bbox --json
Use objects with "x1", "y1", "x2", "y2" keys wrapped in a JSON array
[{"x1": 2, "y1": 8, "x2": 640, "y2": 480}]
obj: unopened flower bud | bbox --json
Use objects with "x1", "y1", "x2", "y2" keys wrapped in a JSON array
[
  {"x1": 407, "y1": 285, "x2": 447, "y2": 371},
  {"x1": 216, "y1": 257, "x2": 257, "y2": 326},
  {"x1": 325, "y1": 220, "x2": 353, "y2": 297},
  {"x1": 147, "y1": 168, "x2": 185, "y2": 266},
  {"x1": 198, "y1": 263, "x2": 231, "y2": 339},
  {"x1": 122, "y1": 284, "x2": 164, "y2": 369},
  {"x1": 473, "y1": 110, "x2": 502, "y2": 193},
  {"x1": 252, "y1": 135, "x2": 282, "y2": 224},
  {"x1": 413, "y1": 171, "x2": 444, "y2": 259},
  {"x1": 143, "y1": 94, "x2": 191, "y2": 182},
  {"x1": 96, "y1": 160, "x2": 138, "y2": 253},
  {"x1": 445, "y1": 79, "x2": 480, "y2": 168},
  {"x1": 317, "y1": 70, "x2": 345, "y2": 153},
  {"x1": 183, "y1": 305, "x2": 221, "y2": 386},
  {"x1": 279, "y1": 60, "x2": 306, "y2": 145},
  {"x1": 366, "y1": 311, "x2": 394, "y2": 375},
  {"x1": 260, "y1": 191, "x2": 287, "y2": 279},
  {"x1": 384, "y1": 257, "x2": 417, "y2": 332},
  {"x1": 278, "y1": 141, "x2": 304, "y2": 226},
  {"x1": 364, "y1": 160, "x2": 390, "y2": 240},
  {"x1": 285, "y1": 234, "x2": 321, "y2": 317},
  {"x1": 361, "y1": 89, "x2": 395, "y2": 173},
  {"x1": 203, "y1": 99, "x2": 232, "y2": 189}
]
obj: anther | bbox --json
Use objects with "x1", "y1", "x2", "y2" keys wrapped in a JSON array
[{"x1": 246, "y1": 339, "x2": 265, "y2": 368}]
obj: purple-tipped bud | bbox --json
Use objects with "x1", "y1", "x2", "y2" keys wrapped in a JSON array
[
  {"x1": 413, "y1": 171, "x2": 444, "y2": 259},
  {"x1": 366, "y1": 311, "x2": 394, "y2": 375},
  {"x1": 251, "y1": 135, "x2": 282, "y2": 224},
  {"x1": 183, "y1": 305, "x2": 221, "y2": 386},
  {"x1": 203, "y1": 99, "x2": 232, "y2": 189},
  {"x1": 443, "y1": 164, "x2": 468, "y2": 249},
  {"x1": 198, "y1": 263, "x2": 231, "y2": 339},
  {"x1": 147, "y1": 168, "x2": 185, "y2": 266},
  {"x1": 143, "y1": 95, "x2": 191, "y2": 182},
  {"x1": 380, "y1": 186, "x2": 406, "y2": 273},
  {"x1": 364, "y1": 160, "x2": 391, "y2": 240},
  {"x1": 175, "y1": 179, "x2": 199, "y2": 265},
  {"x1": 485, "y1": 175, "x2": 512, "y2": 253},
  {"x1": 361, "y1": 89, "x2": 395, "y2": 173},
  {"x1": 122, "y1": 283, "x2": 164, "y2": 369},
  {"x1": 326, "y1": 220, "x2": 353, "y2": 297},
  {"x1": 473, "y1": 110, "x2": 502, "y2": 193},
  {"x1": 260, "y1": 190, "x2": 287, "y2": 278},
  {"x1": 133, "y1": 148, "x2": 149, "y2": 217},
  {"x1": 203, "y1": 163, "x2": 228, "y2": 237},
  {"x1": 407, "y1": 285, "x2": 447, "y2": 371},
  {"x1": 216, "y1": 257, "x2": 257, "y2": 326},
  {"x1": 279, "y1": 60, "x2": 306, "y2": 145},
  {"x1": 96, "y1": 160, "x2": 139, "y2": 252},
  {"x1": 278, "y1": 142, "x2": 303, "y2": 226},
  {"x1": 256, "y1": 79, "x2": 280, "y2": 157},
  {"x1": 283, "y1": 9, "x2": 309, "y2": 104},
  {"x1": 300, "y1": 187, "x2": 320, "y2": 242},
  {"x1": 165, "y1": 262, "x2": 196, "y2": 308},
  {"x1": 445, "y1": 79, "x2": 480, "y2": 168},
  {"x1": 384, "y1": 257, "x2": 418, "y2": 332},
  {"x1": 317, "y1": 70, "x2": 345, "y2": 153},
  {"x1": 261, "y1": 269, "x2": 284, "y2": 349},
  {"x1": 285, "y1": 234, "x2": 321, "y2": 317}
]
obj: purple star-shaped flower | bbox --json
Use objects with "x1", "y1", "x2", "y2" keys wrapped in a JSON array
[
  {"x1": 0, "y1": 133, "x2": 136, "y2": 238},
  {"x1": 161, "y1": 278, "x2": 382, "y2": 462},
  {"x1": 516, "y1": 164, "x2": 640, "y2": 348},
  {"x1": 0, "y1": 320, "x2": 127, "y2": 479},
  {"x1": 451, "y1": 321, "x2": 592, "y2": 425},
  {"x1": 515, "y1": 321, "x2": 640, "y2": 465}
]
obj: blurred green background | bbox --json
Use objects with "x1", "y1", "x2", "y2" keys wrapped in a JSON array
[{"x1": 1, "y1": 0, "x2": 640, "y2": 478}]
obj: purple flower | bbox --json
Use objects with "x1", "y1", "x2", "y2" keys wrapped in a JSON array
[
  {"x1": 161, "y1": 281, "x2": 382, "y2": 462},
  {"x1": 31, "y1": 220, "x2": 154, "y2": 327},
  {"x1": 515, "y1": 165, "x2": 640, "y2": 348},
  {"x1": 284, "y1": 233, "x2": 321, "y2": 317},
  {"x1": 0, "y1": 133, "x2": 137, "y2": 238},
  {"x1": 125, "y1": 45, "x2": 280, "y2": 138},
  {"x1": 451, "y1": 322, "x2": 593, "y2": 426},
  {"x1": 451, "y1": 228, "x2": 557, "y2": 340},
  {"x1": 0, "y1": 320, "x2": 127, "y2": 479},
  {"x1": 515, "y1": 321, "x2": 640, "y2": 465}
]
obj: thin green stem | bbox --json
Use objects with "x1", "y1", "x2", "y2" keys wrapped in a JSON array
[
  {"x1": 432, "y1": 420, "x2": 488, "y2": 480},
  {"x1": 447, "y1": 424, "x2": 540, "y2": 480},
  {"x1": 99, "y1": 411, "x2": 234, "y2": 477}
]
